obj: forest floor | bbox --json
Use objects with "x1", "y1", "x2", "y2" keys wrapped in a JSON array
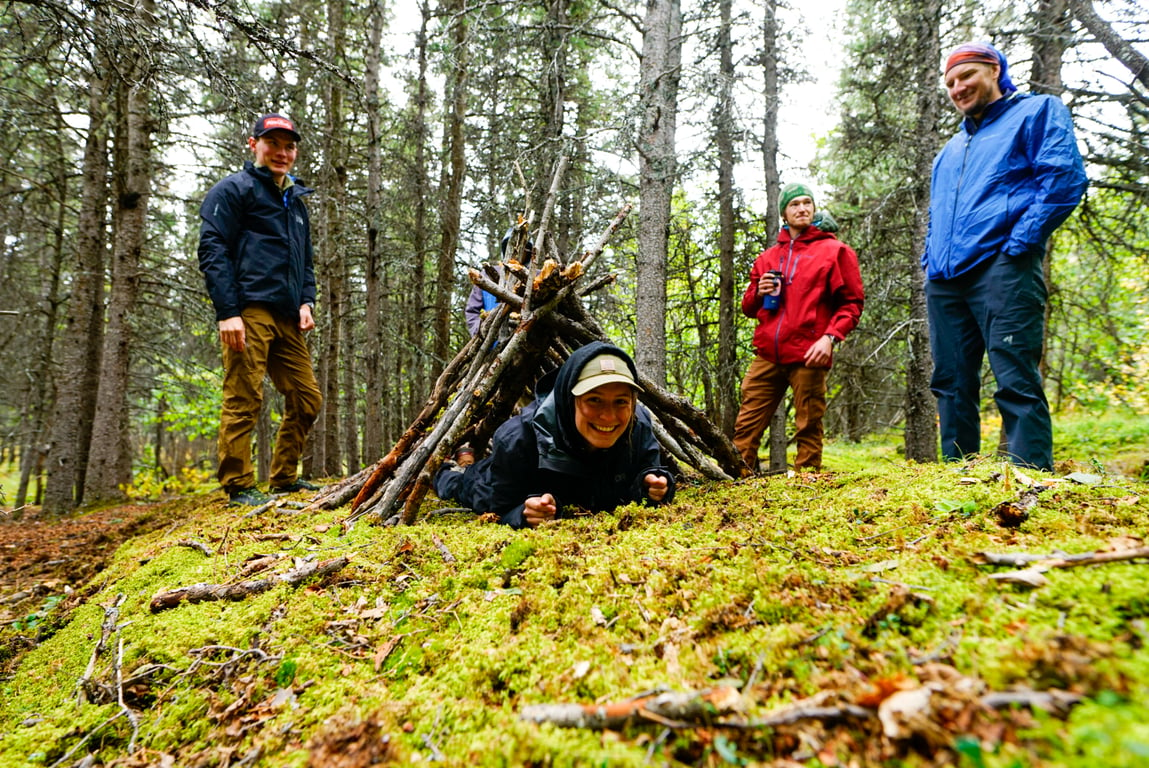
[
  {"x1": 0, "y1": 503, "x2": 177, "y2": 619},
  {"x1": 2, "y1": 414, "x2": 1148, "y2": 767}
]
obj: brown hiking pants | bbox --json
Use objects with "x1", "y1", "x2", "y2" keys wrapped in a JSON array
[
  {"x1": 732, "y1": 356, "x2": 827, "y2": 472},
  {"x1": 218, "y1": 304, "x2": 322, "y2": 492}
]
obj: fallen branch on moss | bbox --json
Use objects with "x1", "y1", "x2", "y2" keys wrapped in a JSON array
[
  {"x1": 149, "y1": 556, "x2": 350, "y2": 612},
  {"x1": 972, "y1": 546, "x2": 1149, "y2": 569},
  {"x1": 77, "y1": 593, "x2": 125, "y2": 705},
  {"x1": 519, "y1": 685, "x2": 743, "y2": 730}
]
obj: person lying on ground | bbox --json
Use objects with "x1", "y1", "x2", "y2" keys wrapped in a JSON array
[{"x1": 433, "y1": 341, "x2": 675, "y2": 528}]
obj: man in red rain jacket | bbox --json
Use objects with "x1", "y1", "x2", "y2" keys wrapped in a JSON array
[{"x1": 732, "y1": 183, "x2": 864, "y2": 472}]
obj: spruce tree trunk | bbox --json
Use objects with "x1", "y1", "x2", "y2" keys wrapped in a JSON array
[
  {"x1": 435, "y1": 0, "x2": 467, "y2": 380},
  {"x1": 85, "y1": 17, "x2": 155, "y2": 502},
  {"x1": 319, "y1": 0, "x2": 347, "y2": 477},
  {"x1": 16, "y1": 112, "x2": 67, "y2": 511},
  {"x1": 405, "y1": 1, "x2": 433, "y2": 434},
  {"x1": 635, "y1": 0, "x2": 682, "y2": 387},
  {"x1": 42, "y1": 6, "x2": 110, "y2": 513},
  {"x1": 363, "y1": 0, "x2": 385, "y2": 465},
  {"x1": 715, "y1": 0, "x2": 738, "y2": 436},
  {"x1": 759, "y1": 0, "x2": 786, "y2": 473},
  {"x1": 903, "y1": 0, "x2": 941, "y2": 463}
]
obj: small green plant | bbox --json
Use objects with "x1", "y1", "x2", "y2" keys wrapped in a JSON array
[
  {"x1": 274, "y1": 658, "x2": 298, "y2": 688},
  {"x1": 934, "y1": 498, "x2": 978, "y2": 516},
  {"x1": 9, "y1": 595, "x2": 63, "y2": 633}
]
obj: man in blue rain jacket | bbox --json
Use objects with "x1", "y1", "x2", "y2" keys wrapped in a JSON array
[{"x1": 923, "y1": 42, "x2": 1087, "y2": 471}]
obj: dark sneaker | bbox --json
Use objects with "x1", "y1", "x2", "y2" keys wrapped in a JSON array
[
  {"x1": 228, "y1": 486, "x2": 272, "y2": 506},
  {"x1": 271, "y1": 479, "x2": 321, "y2": 494}
]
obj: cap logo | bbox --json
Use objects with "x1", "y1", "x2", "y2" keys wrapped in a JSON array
[
  {"x1": 599, "y1": 359, "x2": 617, "y2": 373},
  {"x1": 264, "y1": 117, "x2": 294, "y2": 132}
]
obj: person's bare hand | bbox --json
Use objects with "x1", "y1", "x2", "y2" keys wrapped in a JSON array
[
  {"x1": 644, "y1": 474, "x2": 668, "y2": 502},
  {"x1": 299, "y1": 304, "x2": 315, "y2": 332},
  {"x1": 757, "y1": 272, "x2": 780, "y2": 298},
  {"x1": 523, "y1": 493, "x2": 557, "y2": 527},
  {"x1": 219, "y1": 316, "x2": 245, "y2": 352},
  {"x1": 804, "y1": 335, "x2": 834, "y2": 368}
]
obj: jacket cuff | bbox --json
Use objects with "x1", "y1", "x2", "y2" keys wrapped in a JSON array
[{"x1": 500, "y1": 504, "x2": 528, "y2": 529}]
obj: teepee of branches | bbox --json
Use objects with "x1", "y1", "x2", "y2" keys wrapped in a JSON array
[{"x1": 308, "y1": 160, "x2": 748, "y2": 526}]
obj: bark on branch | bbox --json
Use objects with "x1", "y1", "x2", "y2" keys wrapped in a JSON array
[{"x1": 149, "y1": 556, "x2": 350, "y2": 612}]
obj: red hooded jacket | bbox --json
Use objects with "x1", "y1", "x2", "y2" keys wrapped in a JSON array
[{"x1": 741, "y1": 225, "x2": 864, "y2": 366}]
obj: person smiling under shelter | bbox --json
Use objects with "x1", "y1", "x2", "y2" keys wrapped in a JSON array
[{"x1": 432, "y1": 341, "x2": 675, "y2": 528}]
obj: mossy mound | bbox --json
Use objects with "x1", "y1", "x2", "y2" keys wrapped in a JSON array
[{"x1": 3, "y1": 446, "x2": 1149, "y2": 767}]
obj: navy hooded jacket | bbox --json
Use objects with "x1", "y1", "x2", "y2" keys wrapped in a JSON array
[
  {"x1": 199, "y1": 161, "x2": 317, "y2": 322},
  {"x1": 468, "y1": 342, "x2": 675, "y2": 529}
]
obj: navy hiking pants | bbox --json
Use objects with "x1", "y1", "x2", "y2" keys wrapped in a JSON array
[{"x1": 926, "y1": 251, "x2": 1052, "y2": 470}]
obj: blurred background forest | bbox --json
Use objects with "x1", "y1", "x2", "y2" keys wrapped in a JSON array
[{"x1": 0, "y1": 0, "x2": 1145, "y2": 514}]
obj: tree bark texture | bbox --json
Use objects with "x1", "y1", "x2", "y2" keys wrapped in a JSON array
[
  {"x1": 1067, "y1": 0, "x2": 1149, "y2": 90},
  {"x1": 434, "y1": 0, "x2": 468, "y2": 379},
  {"x1": 902, "y1": 0, "x2": 941, "y2": 464},
  {"x1": 362, "y1": 0, "x2": 385, "y2": 466},
  {"x1": 42, "y1": 4, "x2": 110, "y2": 513},
  {"x1": 715, "y1": 0, "x2": 738, "y2": 437},
  {"x1": 635, "y1": 0, "x2": 682, "y2": 388},
  {"x1": 85, "y1": 11, "x2": 155, "y2": 502},
  {"x1": 758, "y1": 0, "x2": 786, "y2": 473}
]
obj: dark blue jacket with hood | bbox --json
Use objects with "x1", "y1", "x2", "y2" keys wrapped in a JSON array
[
  {"x1": 198, "y1": 161, "x2": 317, "y2": 322},
  {"x1": 468, "y1": 341, "x2": 675, "y2": 529}
]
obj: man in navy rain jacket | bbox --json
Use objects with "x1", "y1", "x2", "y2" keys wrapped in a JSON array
[
  {"x1": 198, "y1": 114, "x2": 323, "y2": 505},
  {"x1": 923, "y1": 42, "x2": 1087, "y2": 471}
]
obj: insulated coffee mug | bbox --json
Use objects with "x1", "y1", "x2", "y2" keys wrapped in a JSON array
[{"x1": 761, "y1": 270, "x2": 783, "y2": 310}]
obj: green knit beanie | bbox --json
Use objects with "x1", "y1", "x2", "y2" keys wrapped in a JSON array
[{"x1": 778, "y1": 182, "x2": 815, "y2": 216}]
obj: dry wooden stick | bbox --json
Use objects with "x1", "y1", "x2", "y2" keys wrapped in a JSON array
[
  {"x1": 77, "y1": 593, "x2": 126, "y2": 705},
  {"x1": 532, "y1": 155, "x2": 568, "y2": 269},
  {"x1": 432, "y1": 534, "x2": 456, "y2": 563},
  {"x1": 149, "y1": 556, "x2": 350, "y2": 612},
  {"x1": 174, "y1": 539, "x2": 214, "y2": 557},
  {"x1": 972, "y1": 547, "x2": 1149, "y2": 569},
  {"x1": 520, "y1": 686, "x2": 742, "y2": 730}
]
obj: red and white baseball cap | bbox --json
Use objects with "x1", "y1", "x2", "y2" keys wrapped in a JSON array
[{"x1": 251, "y1": 113, "x2": 301, "y2": 141}]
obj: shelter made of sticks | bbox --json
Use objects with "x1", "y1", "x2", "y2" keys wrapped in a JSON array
[{"x1": 309, "y1": 164, "x2": 747, "y2": 526}]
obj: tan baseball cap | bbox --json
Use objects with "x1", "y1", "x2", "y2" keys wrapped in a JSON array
[{"x1": 571, "y1": 354, "x2": 642, "y2": 396}]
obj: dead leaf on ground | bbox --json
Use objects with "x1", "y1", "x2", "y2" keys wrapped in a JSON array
[{"x1": 307, "y1": 715, "x2": 394, "y2": 768}]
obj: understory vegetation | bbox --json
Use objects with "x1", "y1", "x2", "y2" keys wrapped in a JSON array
[{"x1": 2, "y1": 414, "x2": 1148, "y2": 767}]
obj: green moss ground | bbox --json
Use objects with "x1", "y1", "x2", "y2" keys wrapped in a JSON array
[{"x1": 2, "y1": 414, "x2": 1148, "y2": 766}]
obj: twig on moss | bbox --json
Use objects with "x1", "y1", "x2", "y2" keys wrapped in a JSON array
[
  {"x1": 149, "y1": 556, "x2": 350, "y2": 612},
  {"x1": 77, "y1": 593, "x2": 125, "y2": 705},
  {"x1": 972, "y1": 547, "x2": 1149, "y2": 569},
  {"x1": 432, "y1": 534, "x2": 456, "y2": 563},
  {"x1": 48, "y1": 711, "x2": 127, "y2": 768},
  {"x1": 519, "y1": 686, "x2": 743, "y2": 730},
  {"x1": 174, "y1": 539, "x2": 214, "y2": 557},
  {"x1": 115, "y1": 637, "x2": 140, "y2": 752}
]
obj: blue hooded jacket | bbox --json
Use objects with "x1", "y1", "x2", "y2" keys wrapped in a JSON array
[{"x1": 923, "y1": 92, "x2": 1086, "y2": 281}]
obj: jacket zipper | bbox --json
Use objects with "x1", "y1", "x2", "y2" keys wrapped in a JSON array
[{"x1": 772, "y1": 236, "x2": 799, "y2": 359}]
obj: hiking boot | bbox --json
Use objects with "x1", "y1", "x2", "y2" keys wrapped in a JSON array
[
  {"x1": 271, "y1": 479, "x2": 321, "y2": 494},
  {"x1": 228, "y1": 486, "x2": 272, "y2": 506}
]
